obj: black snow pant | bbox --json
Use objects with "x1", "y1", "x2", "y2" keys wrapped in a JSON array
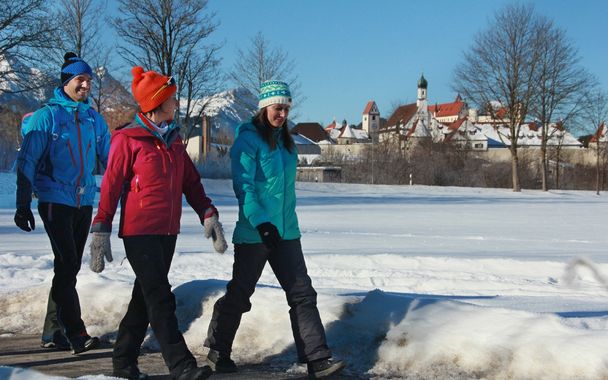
[
  {"x1": 204, "y1": 238, "x2": 331, "y2": 363},
  {"x1": 41, "y1": 291, "x2": 63, "y2": 343},
  {"x1": 113, "y1": 235, "x2": 196, "y2": 378},
  {"x1": 38, "y1": 202, "x2": 91, "y2": 341}
]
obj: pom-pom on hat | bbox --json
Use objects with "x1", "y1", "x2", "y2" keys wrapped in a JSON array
[
  {"x1": 258, "y1": 80, "x2": 292, "y2": 109},
  {"x1": 131, "y1": 66, "x2": 177, "y2": 113},
  {"x1": 61, "y1": 52, "x2": 93, "y2": 86}
]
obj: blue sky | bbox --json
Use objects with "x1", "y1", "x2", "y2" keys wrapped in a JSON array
[{"x1": 109, "y1": 0, "x2": 608, "y2": 127}]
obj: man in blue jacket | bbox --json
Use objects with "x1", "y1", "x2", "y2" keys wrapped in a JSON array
[{"x1": 15, "y1": 52, "x2": 110, "y2": 354}]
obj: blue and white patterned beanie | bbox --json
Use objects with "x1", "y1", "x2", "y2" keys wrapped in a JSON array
[
  {"x1": 61, "y1": 52, "x2": 93, "y2": 85},
  {"x1": 258, "y1": 80, "x2": 292, "y2": 109}
]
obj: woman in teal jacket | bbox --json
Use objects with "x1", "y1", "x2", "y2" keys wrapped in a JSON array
[{"x1": 204, "y1": 80, "x2": 345, "y2": 379}]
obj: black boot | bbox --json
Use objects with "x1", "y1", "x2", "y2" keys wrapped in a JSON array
[
  {"x1": 207, "y1": 349, "x2": 237, "y2": 373},
  {"x1": 174, "y1": 364, "x2": 213, "y2": 380},
  {"x1": 70, "y1": 334, "x2": 100, "y2": 354},
  {"x1": 113, "y1": 364, "x2": 149, "y2": 380},
  {"x1": 307, "y1": 358, "x2": 346, "y2": 379}
]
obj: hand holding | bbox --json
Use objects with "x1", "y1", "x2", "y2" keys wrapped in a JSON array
[
  {"x1": 89, "y1": 232, "x2": 113, "y2": 273},
  {"x1": 256, "y1": 222, "x2": 280, "y2": 251},
  {"x1": 14, "y1": 208, "x2": 35, "y2": 232}
]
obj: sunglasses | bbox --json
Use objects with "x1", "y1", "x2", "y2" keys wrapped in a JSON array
[{"x1": 151, "y1": 76, "x2": 176, "y2": 100}]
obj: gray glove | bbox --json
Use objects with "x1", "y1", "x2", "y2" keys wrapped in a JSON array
[
  {"x1": 204, "y1": 214, "x2": 228, "y2": 254},
  {"x1": 89, "y1": 232, "x2": 113, "y2": 273}
]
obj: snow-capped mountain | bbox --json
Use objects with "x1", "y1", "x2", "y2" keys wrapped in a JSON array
[
  {"x1": 184, "y1": 87, "x2": 257, "y2": 139},
  {"x1": 0, "y1": 54, "x2": 54, "y2": 111},
  {"x1": 92, "y1": 66, "x2": 136, "y2": 112}
]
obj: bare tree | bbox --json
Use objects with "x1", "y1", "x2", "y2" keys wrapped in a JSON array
[
  {"x1": 0, "y1": 0, "x2": 55, "y2": 94},
  {"x1": 529, "y1": 17, "x2": 593, "y2": 191},
  {"x1": 583, "y1": 89, "x2": 608, "y2": 195},
  {"x1": 51, "y1": 0, "x2": 108, "y2": 61},
  {"x1": 453, "y1": 4, "x2": 542, "y2": 192},
  {"x1": 229, "y1": 31, "x2": 304, "y2": 115},
  {"x1": 179, "y1": 46, "x2": 223, "y2": 146},
  {"x1": 89, "y1": 51, "x2": 114, "y2": 112},
  {"x1": 112, "y1": 0, "x2": 221, "y2": 126},
  {"x1": 113, "y1": 0, "x2": 217, "y2": 77}
]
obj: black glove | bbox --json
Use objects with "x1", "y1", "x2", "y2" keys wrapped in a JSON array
[
  {"x1": 14, "y1": 208, "x2": 35, "y2": 232},
  {"x1": 256, "y1": 222, "x2": 280, "y2": 251}
]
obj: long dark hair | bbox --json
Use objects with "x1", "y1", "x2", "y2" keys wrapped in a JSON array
[{"x1": 252, "y1": 107, "x2": 295, "y2": 153}]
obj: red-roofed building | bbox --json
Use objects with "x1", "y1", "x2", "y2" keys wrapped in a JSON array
[
  {"x1": 362, "y1": 100, "x2": 380, "y2": 135},
  {"x1": 428, "y1": 95, "x2": 467, "y2": 123},
  {"x1": 325, "y1": 119, "x2": 339, "y2": 131},
  {"x1": 590, "y1": 122, "x2": 607, "y2": 144},
  {"x1": 291, "y1": 122, "x2": 329, "y2": 143}
]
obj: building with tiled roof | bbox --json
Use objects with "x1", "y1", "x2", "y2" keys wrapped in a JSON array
[
  {"x1": 590, "y1": 122, "x2": 607, "y2": 144},
  {"x1": 429, "y1": 95, "x2": 467, "y2": 123},
  {"x1": 362, "y1": 100, "x2": 380, "y2": 135},
  {"x1": 291, "y1": 122, "x2": 329, "y2": 143}
]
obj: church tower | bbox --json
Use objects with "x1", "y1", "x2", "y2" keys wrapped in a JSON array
[
  {"x1": 362, "y1": 100, "x2": 380, "y2": 135},
  {"x1": 416, "y1": 73, "x2": 428, "y2": 113}
]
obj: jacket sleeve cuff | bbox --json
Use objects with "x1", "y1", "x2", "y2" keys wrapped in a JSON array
[
  {"x1": 90, "y1": 222, "x2": 111, "y2": 233},
  {"x1": 200, "y1": 205, "x2": 218, "y2": 222}
]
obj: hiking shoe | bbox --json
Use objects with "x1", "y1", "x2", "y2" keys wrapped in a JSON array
[
  {"x1": 70, "y1": 334, "x2": 100, "y2": 354},
  {"x1": 207, "y1": 349, "x2": 237, "y2": 373},
  {"x1": 174, "y1": 364, "x2": 212, "y2": 380},
  {"x1": 113, "y1": 364, "x2": 149, "y2": 380},
  {"x1": 40, "y1": 330, "x2": 70, "y2": 351},
  {"x1": 307, "y1": 358, "x2": 346, "y2": 379}
]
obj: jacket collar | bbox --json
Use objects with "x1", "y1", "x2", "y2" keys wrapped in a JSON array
[
  {"x1": 47, "y1": 87, "x2": 91, "y2": 113},
  {"x1": 128, "y1": 112, "x2": 180, "y2": 147}
]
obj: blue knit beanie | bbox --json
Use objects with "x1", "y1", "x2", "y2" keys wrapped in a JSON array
[
  {"x1": 61, "y1": 52, "x2": 93, "y2": 85},
  {"x1": 258, "y1": 80, "x2": 292, "y2": 109}
]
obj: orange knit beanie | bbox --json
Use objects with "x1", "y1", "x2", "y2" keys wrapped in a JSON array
[{"x1": 131, "y1": 66, "x2": 177, "y2": 113}]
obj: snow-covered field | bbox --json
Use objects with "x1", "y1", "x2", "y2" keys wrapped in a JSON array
[{"x1": 1, "y1": 171, "x2": 608, "y2": 379}]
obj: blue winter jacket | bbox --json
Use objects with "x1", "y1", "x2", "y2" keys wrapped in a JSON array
[
  {"x1": 231, "y1": 121, "x2": 301, "y2": 244},
  {"x1": 17, "y1": 87, "x2": 111, "y2": 208}
]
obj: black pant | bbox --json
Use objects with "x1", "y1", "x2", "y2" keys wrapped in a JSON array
[
  {"x1": 205, "y1": 239, "x2": 331, "y2": 363},
  {"x1": 41, "y1": 291, "x2": 62, "y2": 342},
  {"x1": 38, "y1": 202, "x2": 91, "y2": 340},
  {"x1": 114, "y1": 235, "x2": 196, "y2": 378}
]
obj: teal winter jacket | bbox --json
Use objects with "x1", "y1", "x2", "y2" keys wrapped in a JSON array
[{"x1": 231, "y1": 121, "x2": 301, "y2": 244}]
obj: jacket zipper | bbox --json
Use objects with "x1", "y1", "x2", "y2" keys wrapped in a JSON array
[
  {"x1": 155, "y1": 141, "x2": 173, "y2": 233},
  {"x1": 67, "y1": 141, "x2": 76, "y2": 166},
  {"x1": 166, "y1": 145, "x2": 174, "y2": 234},
  {"x1": 74, "y1": 110, "x2": 84, "y2": 208},
  {"x1": 281, "y1": 144, "x2": 286, "y2": 237},
  {"x1": 156, "y1": 141, "x2": 167, "y2": 174}
]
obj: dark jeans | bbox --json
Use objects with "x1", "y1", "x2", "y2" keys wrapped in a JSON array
[
  {"x1": 38, "y1": 202, "x2": 91, "y2": 340},
  {"x1": 205, "y1": 239, "x2": 331, "y2": 363},
  {"x1": 114, "y1": 235, "x2": 196, "y2": 378}
]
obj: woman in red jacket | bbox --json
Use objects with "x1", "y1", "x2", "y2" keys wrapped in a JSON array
[{"x1": 90, "y1": 66, "x2": 227, "y2": 380}]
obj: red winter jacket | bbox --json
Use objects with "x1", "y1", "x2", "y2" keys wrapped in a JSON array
[{"x1": 91, "y1": 117, "x2": 213, "y2": 237}]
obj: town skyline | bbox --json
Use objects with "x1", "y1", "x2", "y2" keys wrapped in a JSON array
[{"x1": 201, "y1": 0, "x2": 608, "y2": 128}]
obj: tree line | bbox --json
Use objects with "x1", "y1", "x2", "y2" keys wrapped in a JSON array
[{"x1": 453, "y1": 3, "x2": 608, "y2": 192}]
